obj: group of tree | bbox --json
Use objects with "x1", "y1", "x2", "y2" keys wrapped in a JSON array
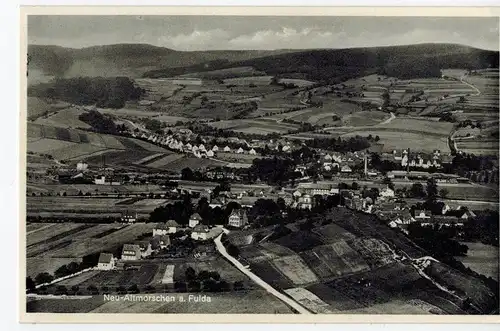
[
  {"x1": 305, "y1": 135, "x2": 373, "y2": 153},
  {"x1": 78, "y1": 110, "x2": 119, "y2": 134},
  {"x1": 27, "y1": 252, "x2": 101, "y2": 293},
  {"x1": 28, "y1": 76, "x2": 145, "y2": 108},
  {"x1": 248, "y1": 156, "x2": 298, "y2": 185}
]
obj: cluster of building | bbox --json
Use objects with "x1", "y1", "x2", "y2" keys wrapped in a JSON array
[
  {"x1": 386, "y1": 149, "x2": 453, "y2": 169},
  {"x1": 342, "y1": 184, "x2": 477, "y2": 233}
]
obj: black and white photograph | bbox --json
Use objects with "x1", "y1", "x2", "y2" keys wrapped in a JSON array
[{"x1": 21, "y1": 8, "x2": 499, "y2": 320}]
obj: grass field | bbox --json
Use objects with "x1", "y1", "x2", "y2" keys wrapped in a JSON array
[
  {"x1": 27, "y1": 223, "x2": 155, "y2": 264},
  {"x1": 457, "y1": 242, "x2": 499, "y2": 281},
  {"x1": 25, "y1": 290, "x2": 293, "y2": 314},
  {"x1": 34, "y1": 107, "x2": 92, "y2": 129}
]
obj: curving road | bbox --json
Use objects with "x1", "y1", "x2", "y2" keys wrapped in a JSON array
[{"x1": 213, "y1": 232, "x2": 312, "y2": 314}]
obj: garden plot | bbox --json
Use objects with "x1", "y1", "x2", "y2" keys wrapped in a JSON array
[
  {"x1": 271, "y1": 255, "x2": 319, "y2": 285},
  {"x1": 348, "y1": 238, "x2": 396, "y2": 268},
  {"x1": 284, "y1": 287, "x2": 337, "y2": 313},
  {"x1": 144, "y1": 154, "x2": 185, "y2": 168},
  {"x1": 27, "y1": 257, "x2": 84, "y2": 278}
]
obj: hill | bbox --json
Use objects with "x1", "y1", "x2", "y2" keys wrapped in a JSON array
[
  {"x1": 144, "y1": 43, "x2": 499, "y2": 82},
  {"x1": 27, "y1": 44, "x2": 299, "y2": 79}
]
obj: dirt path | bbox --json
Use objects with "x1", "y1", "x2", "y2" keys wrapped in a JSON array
[
  {"x1": 379, "y1": 112, "x2": 396, "y2": 125},
  {"x1": 213, "y1": 232, "x2": 312, "y2": 314}
]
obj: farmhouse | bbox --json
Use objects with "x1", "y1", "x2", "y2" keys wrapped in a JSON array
[
  {"x1": 97, "y1": 253, "x2": 115, "y2": 270},
  {"x1": 249, "y1": 148, "x2": 257, "y2": 155},
  {"x1": 189, "y1": 213, "x2": 202, "y2": 228},
  {"x1": 121, "y1": 244, "x2": 141, "y2": 261},
  {"x1": 137, "y1": 241, "x2": 153, "y2": 258},
  {"x1": 212, "y1": 145, "x2": 219, "y2": 152},
  {"x1": 153, "y1": 220, "x2": 179, "y2": 235},
  {"x1": 236, "y1": 147, "x2": 244, "y2": 154},
  {"x1": 191, "y1": 224, "x2": 210, "y2": 240},
  {"x1": 152, "y1": 235, "x2": 171, "y2": 249},
  {"x1": 228, "y1": 209, "x2": 248, "y2": 228},
  {"x1": 121, "y1": 211, "x2": 138, "y2": 223},
  {"x1": 223, "y1": 146, "x2": 231, "y2": 152}
]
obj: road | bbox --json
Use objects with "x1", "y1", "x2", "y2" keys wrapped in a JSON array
[
  {"x1": 460, "y1": 75, "x2": 481, "y2": 97},
  {"x1": 213, "y1": 233, "x2": 312, "y2": 314},
  {"x1": 379, "y1": 112, "x2": 396, "y2": 125}
]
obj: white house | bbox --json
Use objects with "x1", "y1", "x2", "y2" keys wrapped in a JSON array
[
  {"x1": 153, "y1": 220, "x2": 179, "y2": 235},
  {"x1": 223, "y1": 146, "x2": 231, "y2": 152},
  {"x1": 121, "y1": 211, "x2": 137, "y2": 223},
  {"x1": 189, "y1": 213, "x2": 202, "y2": 228},
  {"x1": 236, "y1": 147, "x2": 244, "y2": 154},
  {"x1": 414, "y1": 210, "x2": 432, "y2": 221},
  {"x1": 121, "y1": 244, "x2": 141, "y2": 261},
  {"x1": 212, "y1": 145, "x2": 219, "y2": 152},
  {"x1": 206, "y1": 150, "x2": 214, "y2": 157},
  {"x1": 199, "y1": 144, "x2": 206, "y2": 152},
  {"x1": 340, "y1": 165, "x2": 352, "y2": 173},
  {"x1": 380, "y1": 186, "x2": 395, "y2": 198},
  {"x1": 94, "y1": 176, "x2": 107, "y2": 185},
  {"x1": 191, "y1": 224, "x2": 209, "y2": 240},
  {"x1": 228, "y1": 209, "x2": 248, "y2": 228},
  {"x1": 249, "y1": 148, "x2": 257, "y2": 155},
  {"x1": 298, "y1": 194, "x2": 312, "y2": 210},
  {"x1": 76, "y1": 162, "x2": 88, "y2": 172},
  {"x1": 138, "y1": 241, "x2": 153, "y2": 258},
  {"x1": 293, "y1": 190, "x2": 302, "y2": 198},
  {"x1": 97, "y1": 253, "x2": 115, "y2": 270}
]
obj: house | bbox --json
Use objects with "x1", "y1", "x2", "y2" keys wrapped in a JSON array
[
  {"x1": 152, "y1": 234, "x2": 171, "y2": 249},
  {"x1": 137, "y1": 241, "x2": 153, "y2": 258},
  {"x1": 293, "y1": 190, "x2": 302, "y2": 198},
  {"x1": 249, "y1": 148, "x2": 257, "y2": 155},
  {"x1": 459, "y1": 209, "x2": 476, "y2": 220},
  {"x1": 340, "y1": 165, "x2": 352, "y2": 173},
  {"x1": 191, "y1": 224, "x2": 210, "y2": 240},
  {"x1": 189, "y1": 213, "x2": 202, "y2": 228},
  {"x1": 212, "y1": 145, "x2": 219, "y2": 152},
  {"x1": 121, "y1": 244, "x2": 141, "y2": 261},
  {"x1": 94, "y1": 176, "x2": 107, "y2": 185},
  {"x1": 236, "y1": 147, "x2": 244, "y2": 154},
  {"x1": 206, "y1": 150, "x2": 214, "y2": 157},
  {"x1": 298, "y1": 194, "x2": 312, "y2": 210},
  {"x1": 97, "y1": 253, "x2": 115, "y2": 270},
  {"x1": 121, "y1": 211, "x2": 137, "y2": 223},
  {"x1": 153, "y1": 220, "x2": 179, "y2": 235},
  {"x1": 414, "y1": 210, "x2": 432, "y2": 221},
  {"x1": 277, "y1": 191, "x2": 294, "y2": 206},
  {"x1": 379, "y1": 186, "x2": 395, "y2": 199},
  {"x1": 76, "y1": 162, "x2": 88, "y2": 172},
  {"x1": 223, "y1": 146, "x2": 231, "y2": 152},
  {"x1": 228, "y1": 209, "x2": 248, "y2": 228}
]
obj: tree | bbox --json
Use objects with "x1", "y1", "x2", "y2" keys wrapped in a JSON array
[
  {"x1": 410, "y1": 183, "x2": 426, "y2": 198},
  {"x1": 35, "y1": 272, "x2": 54, "y2": 285},
  {"x1": 351, "y1": 182, "x2": 359, "y2": 190},
  {"x1": 226, "y1": 243, "x2": 240, "y2": 257},
  {"x1": 181, "y1": 167, "x2": 194, "y2": 180},
  {"x1": 439, "y1": 188, "x2": 449, "y2": 199},
  {"x1": 185, "y1": 267, "x2": 196, "y2": 281},
  {"x1": 55, "y1": 285, "x2": 68, "y2": 295},
  {"x1": 233, "y1": 281, "x2": 244, "y2": 291},
  {"x1": 426, "y1": 178, "x2": 438, "y2": 203},
  {"x1": 26, "y1": 277, "x2": 36, "y2": 292},
  {"x1": 174, "y1": 281, "x2": 187, "y2": 292}
]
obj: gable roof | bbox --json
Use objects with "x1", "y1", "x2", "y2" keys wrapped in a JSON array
[
  {"x1": 98, "y1": 253, "x2": 113, "y2": 264},
  {"x1": 193, "y1": 224, "x2": 209, "y2": 232},
  {"x1": 190, "y1": 213, "x2": 202, "y2": 220},
  {"x1": 165, "y1": 220, "x2": 180, "y2": 227}
]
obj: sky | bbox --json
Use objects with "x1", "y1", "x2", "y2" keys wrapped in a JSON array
[{"x1": 28, "y1": 16, "x2": 500, "y2": 51}]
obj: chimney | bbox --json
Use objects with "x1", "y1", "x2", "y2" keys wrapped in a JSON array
[{"x1": 364, "y1": 155, "x2": 368, "y2": 176}]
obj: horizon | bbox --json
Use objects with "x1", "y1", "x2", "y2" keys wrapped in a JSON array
[
  {"x1": 27, "y1": 41, "x2": 498, "y2": 53},
  {"x1": 28, "y1": 16, "x2": 500, "y2": 52}
]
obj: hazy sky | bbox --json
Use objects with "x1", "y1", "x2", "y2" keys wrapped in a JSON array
[{"x1": 28, "y1": 16, "x2": 500, "y2": 51}]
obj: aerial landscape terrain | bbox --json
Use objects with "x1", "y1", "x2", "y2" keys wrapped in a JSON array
[{"x1": 24, "y1": 16, "x2": 499, "y2": 316}]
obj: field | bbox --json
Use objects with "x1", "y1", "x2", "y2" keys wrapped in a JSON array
[
  {"x1": 158, "y1": 156, "x2": 227, "y2": 172},
  {"x1": 456, "y1": 242, "x2": 499, "y2": 281},
  {"x1": 210, "y1": 118, "x2": 300, "y2": 135},
  {"x1": 34, "y1": 107, "x2": 92, "y2": 129},
  {"x1": 26, "y1": 223, "x2": 155, "y2": 276},
  {"x1": 27, "y1": 123, "x2": 171, "y2": 165},
  {"x1": 27, "y1": 184, "x2": 165, "y2": 196},
  {"x1": 27, "y1": 290, "x2": 294, "y2": 314}
]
